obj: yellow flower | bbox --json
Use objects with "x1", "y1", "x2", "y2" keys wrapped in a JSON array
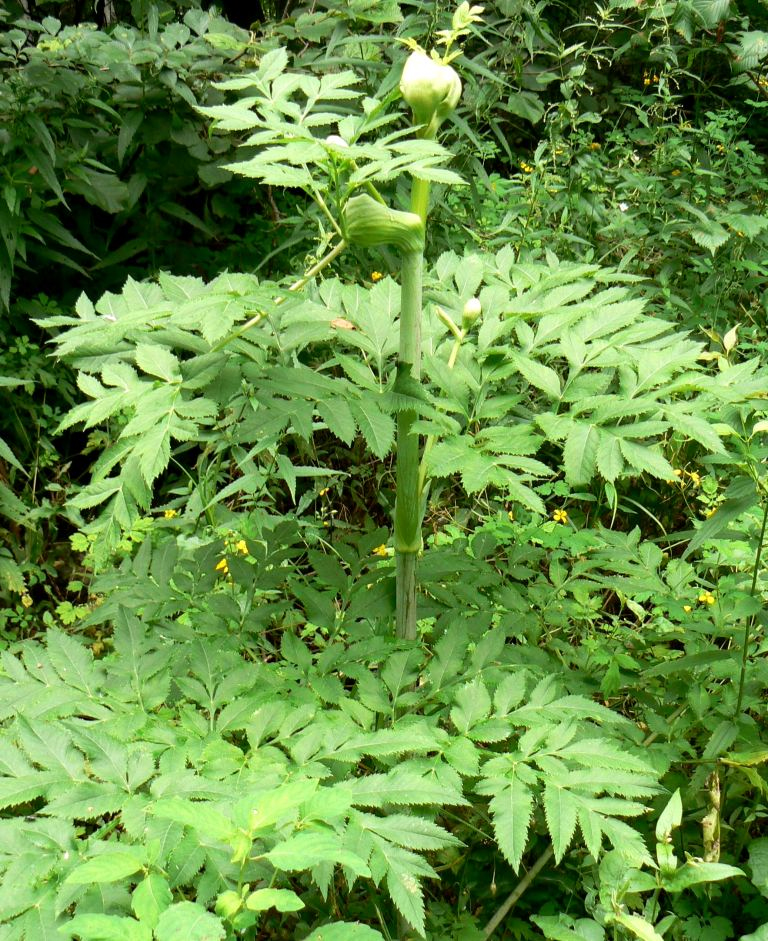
[
  {"x1": 520, "y1": 161, "x2": 533, "y2": 173},
  {"x1": 698, "y1": 591, "x2": 716, "y2": 605},
  {"x1": 704, "y1": 507, "x2": 717, "y2": 518},
  {"x1": 552, "y1": 509, "x2": 569, "y2": 524},
  {"x1": 21, "y1": 594, "x2": 33, "y2": 609},
  {"x1": 671, "y1": 169, "x2": 681, "y2": 176},
  {"x1": 683, "y1": 604, "x2": 692, "y2": 613},
  {"x1": 507, "y1": 510, "x2": 515, "y2": 522},
  {"x1": 589, "y1": 142, "x2": 601, "y2": 150},
  {"x1": 235, "y1": 539, "x2": 248, "y2": 555},
  {"x1": 372, "y1": 544, "x2": 389, "y2": 557},
  {"x1": 643, "y1": 77, "x2": 651, "y2": 86},
  {"x1": 215, "y1": 558, "x2": 229, "y2": 575},
  {"x1": 371, "y1": 271, "x2": 384, "y2": 282},
  {"x1": 687, "y1": 470, "x2": 701, "y2": 486},
  {"x1": 318, "y1": 487, "x2": 330, "y2": 497},
  {"x1": 164, "y1": 509, "x2": 178, "y2": 519}
]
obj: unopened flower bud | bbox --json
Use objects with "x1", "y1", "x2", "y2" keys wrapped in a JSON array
[
  {"x1": 343, "y1": 193, "x2": 424, "y2": 253},
  {"x1": 325, "y1": 134, "x2": 349, "y2": 149},
  {"x1": 400, "y1": 50, "x2": 462, "y2": 135},
  {"x1": 462, "y1": 297, "x2": 482, "y2": 329}
]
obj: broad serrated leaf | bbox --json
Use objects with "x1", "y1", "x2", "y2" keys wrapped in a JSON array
[
  {"x1": 544, "y1": 783, "x2": 578, "y2": 863},
  {"x1": 60, "y1": 914, "x2": 152, "y2": 941},
  {"x1": 352, "y1": 812, "x2": 460, "y2": 851},
  {"x1": 490, "y1": 776, "x2": 534, "y2": 871},
  {"x1": 511, "y1": 354, "x2": 561, "y2": 399},
  {"x1": 618, "y1": 439, "x2": 675, "y2": 480},
  {"x1": 149, "y1": 798, "x2": 232, "y2": 841},
  {"x1": 342, "y1": 770, "x2": 469, "y2": 808},
  {"x1": 134, "y1": 343, "x2": 180, "y2": 383},
  {"x1": 596, "y1": 431, "x2": 624, "y2": 482},
  {"x1": 564, "y1": 423, "x2": 599, "y2": 484},
  {"x1": 303, "y1": 924, "x2": 384, "y2": 941},
  {"x1": 690, "y1": 223, "x2": 730, "y2": 255},
  {"x1": 131, "y1": 874, "x2": 172, "y2": 930},
  {"x1": 265, "y1": 830, "x2": 370, "y2": 876},
  {"x1": 154, "y1": 902, "x2": 225, "y2": 941},
  {"x1": 65, "y1": 850, "x2": 145, "y2": 884},
  {"x1": 450, "y1": 679, "x2": 491, "y2": 734},
  {"x1": 350, "y1": 398, "x2": 394, "y2": 458}
]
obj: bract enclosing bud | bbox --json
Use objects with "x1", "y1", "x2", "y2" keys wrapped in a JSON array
[
  {"x1": 462, "y1": 297, "x2": 482, "y2": 329},
  {"x1": 400, "y1": 50, "x2": 462, "y2": 136},
  {"x1": 343, "y1": 193, "x2": 424, "y2": 253}
]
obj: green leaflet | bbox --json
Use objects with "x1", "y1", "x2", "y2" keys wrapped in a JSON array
[
  {"x1": 488, "y1": 774, "x2": 534, "y2": 872},
  {"x1": 154, "y1": 903, "x2": 225, "y2": 941},
  {"x1": 303, "y1": 925, "x2": 385, "y2": 941},
  {"x1": 60, "y1": 914, "x2": 152, "y2": 941}
]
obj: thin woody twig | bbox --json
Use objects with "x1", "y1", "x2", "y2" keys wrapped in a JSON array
[{"x1": 483, "y1": 846, "x2": 554, "y2": 938}]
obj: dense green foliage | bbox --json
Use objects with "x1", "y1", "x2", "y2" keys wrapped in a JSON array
[{"x1": 2, "y1": 0, "x2": 768, "y2": 939}]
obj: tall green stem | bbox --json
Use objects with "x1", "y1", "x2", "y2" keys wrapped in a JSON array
[
  {"x1": 735, "y1": 493, "x2": 768, "y2": 715},
  {"x1": 394, "y1": 180, "x2": 430, "y2": 642}
]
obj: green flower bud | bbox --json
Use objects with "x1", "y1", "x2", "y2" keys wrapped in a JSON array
[
  {"x1": 461, "y1": 297, "x2": 482, "y2": 329},
  {"x1": 343, "y1": 193, "x2": 424, "y2": 253},
  {"x1": 400, "y1": 50, "x2": 462, "y2": 134}
]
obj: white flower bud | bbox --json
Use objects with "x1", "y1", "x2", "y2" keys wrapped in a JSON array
[
  {"x1": 400, "y1": 50, "x2": 462, "y2": 134},
  {"x1": 461, "y1": 297, "x2": 482, "y2": 329},
  {"x1": 325, "y1": 134, "x2": 349, "y2": 149}
]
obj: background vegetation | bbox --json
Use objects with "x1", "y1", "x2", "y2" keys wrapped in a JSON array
[{"x1": 2, "y1": 0, "x2": 768, "y2": 939}]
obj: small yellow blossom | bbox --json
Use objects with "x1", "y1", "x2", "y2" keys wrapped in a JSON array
[
  {"x1": 215, "y1": 558, "x2": 229, "y2": 575},
  {"x1": 508, "y1": 511, "x2": 515, "y2": 522},
  {"x1": 683, "y1": 604, "x2": 692, "y2": 613},
  {"x1": 553, "y1": 509, "x2": 569, "y2": 524},
  {"x1": 643, "y1": 77, "x2": 651, "y2": 86},
  {"x1": 687, "y1": 470, "x2": 701, "y2": 486},
  {"x1": 164, "y1": 509, "x2": 178, "y2": 519},
  {"x1": 698, "y1": 591, "x2": 716, "y2": 605},
  {"x1": 704, "y1": 507, "x2": 717, "y2": 518},
  {"x1": 589, "y1": 142, "x2": 601, "y2": 150},
  {"x1": 671, "y1": 169, "x2": 681, "y2": 176},
  {"x1": 21, "y1": 594, "x2": 33, "y2": 608},
  {"x1": 318, "y1": 487, "x2": 330, "y2": 497},
  {"x1": 520, "y1": 161, "x2": 534, "y2": 173},
  {"x1": 371, "y1": 271, "x2": 384, "y2": 282},
  {"x1": 372, "y1": 544, "x2": 389, "y2": 557},
  {"x1": 235, "y1": 539, "x2": 248, "y2": 555}
]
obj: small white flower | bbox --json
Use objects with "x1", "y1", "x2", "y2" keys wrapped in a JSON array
[{"x1": 619, "y1": 202, "x2": 629, "y2": 212}]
